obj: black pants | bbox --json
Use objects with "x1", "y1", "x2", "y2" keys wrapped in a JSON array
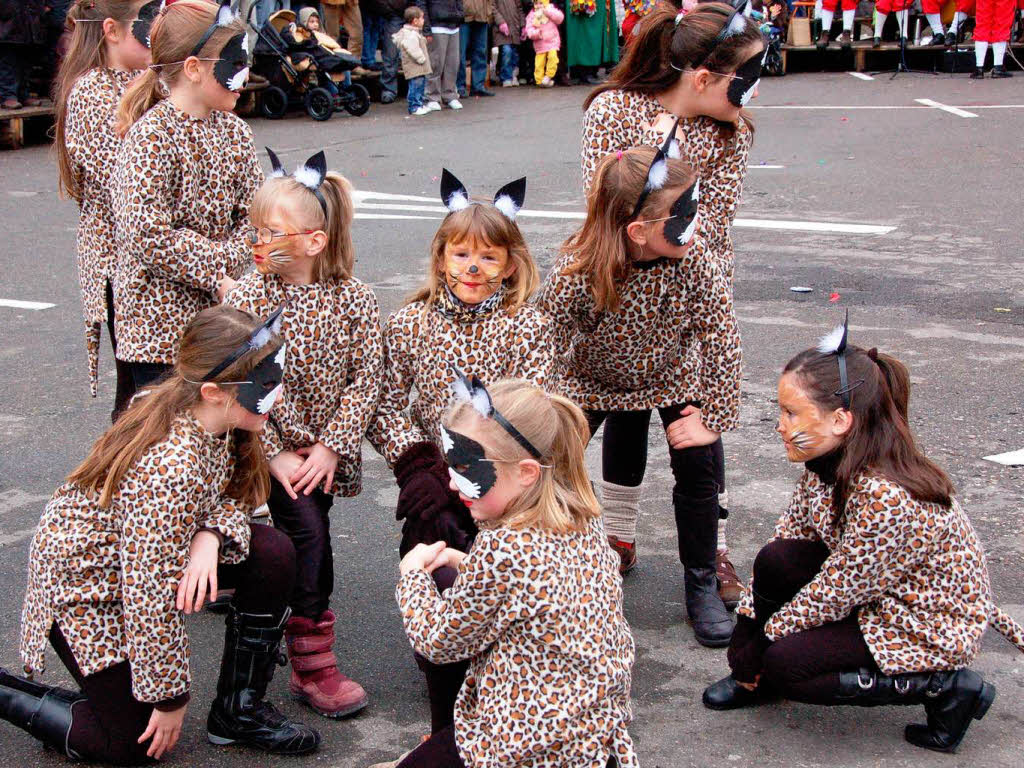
[
  {"x1": 49, "y1": 524, "x2": 295, "y2": 765},
  {"x1": 116, "y1": 359, "x2": 173, "y2": 413},
  {"x1": 413, "y1": 566, "x2": 469, "y2": 735},
  {"x1": 105, "y1": 281, "x2": 136, "y2": 421},
  {"x1": 397, "y1": 726, "x2": 620, "y2": 768},
  {"x1": 268, "y1": 477, "x2": 335, "y2": 619},
  {"x1": 727, "y1": 538, "x2": 876, "y2": 704}
]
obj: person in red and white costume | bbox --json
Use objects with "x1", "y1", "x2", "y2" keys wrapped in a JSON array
[
  {"x1": 970, "y1": 0, "x2": 1016, "y2": 75},
  {"x1": 872, "y1": 0, "x2": 914, "y2": 47},
  {"x1": 817, "y1": 0, "x2": 857, "y2": 48}
]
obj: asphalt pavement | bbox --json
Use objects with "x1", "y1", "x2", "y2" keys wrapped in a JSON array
[{"x1": 1, "y1": 72, "x2": 1022, "y2": 767}]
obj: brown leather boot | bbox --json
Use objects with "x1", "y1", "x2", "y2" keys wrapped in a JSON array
[
  {"x1": 716, "y1": 549, "x2": 743, "y2": 609},
  {"x1": 285, "y1": 610, "x2": 369, "y2": 719},
  {"x1": 607, "y1": 536, "x2": 638, "y2": 574}
]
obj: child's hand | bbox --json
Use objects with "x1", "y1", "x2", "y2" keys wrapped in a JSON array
[
  {"x1": 138, "y1": 704, "x2": 186, "y2": 759},
  {"x1": 427, "y1": 547, "x2": 467, "y2": 573},
  {"x1": 217, "y1": 276, "x2": 238, "y2": 301},
  {"x1": 665, "y1": 405, "x2": 720, "y2": 449},
  {"x1": 400, "y1": 541, "x2": 447, "y2": 576},
  {"x1": 499, "y1": 22, "x2": 510, "y2": 36},
  {"x1": 176, "y1": 529, "x2": 221, "y2": 614},
  {"x1": 269, "y1": 450, "x2": 305, "y2": 500},
  {"x1": 292, "y1": 442, "x2": 339, "y2": 495}
]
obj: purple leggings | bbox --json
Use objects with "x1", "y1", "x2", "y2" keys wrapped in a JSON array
[{"x1": 50, "y1": 524, "x2": 295, "y2": 765}]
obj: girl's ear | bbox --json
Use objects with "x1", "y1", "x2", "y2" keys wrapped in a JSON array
[
  {"x1": 182, "y1": 55, "x2": 204, "y2": 83},
  {"x1": 691, "y1": 68, "x2": 711, "y2": 94},
  {"x1": 625, "y1": 219, "x2": 648, "y2": 247},
  {"x1": 829, "y1": 408, "x2": 854, "y2": 437},
  {"x1": 199, "y1": 382, "x2": 228, "y2": 405},
  {"x1": 517, "y1": 459, "x2": 542, "y2": 489},
  {"x1": 305, "y1": 230, "x2": 328, "y2": 258},
  {"x1": 102, "y1": 17, "x2": 122, "y2": 44},
  {"x1": 501, "y1": 258, "x2": 518, "y2": 279}
]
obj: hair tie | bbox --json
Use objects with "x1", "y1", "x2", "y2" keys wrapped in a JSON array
[
  {"x1": 674, "y1": 10, "x2": 685, "y2": 25},
  {"x1": 867, "y1": 347, "x2": 879, "y2": 361},
  {"x1": 616, "y1": 150, "x2": 624, "y2": 160}
]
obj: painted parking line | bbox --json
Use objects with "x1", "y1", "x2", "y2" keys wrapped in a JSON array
[
  {"x1": 914, "y1": 98, "x2": 978, "y2": 118},
  {"x1": 848, "y1": 72, "x2": 875, "y2": 81},
  {"x1": 0, "y1": 299, "x2": 55, "y2": 310}
]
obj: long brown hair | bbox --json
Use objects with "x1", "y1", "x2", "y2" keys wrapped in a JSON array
[
  {"x1": 251, "y1": 172, "x2": 356, "y2": 282},
  {"x1": 562, "y1": 146, "x2": 697, "y2": 312},
  {"x1": 585, "y1": 2, "x2": 762, "y2": 137},
  {"x1": 117, "y1": 0, "x2": 244, "y2": 135},
  {"x1": 407, "y1": 204, "x2": 539, "y2": 313},
  {"x1": 784, "y1": 343, "x2": 954, "y2": 514},
  {"x1": 444, "y1": 380, "x2": 600, "y2": 534},
  {"x1": 55, "y1": 0, "x2": 141, "y2": 200},
  {"x1": 67, "y1": 305, "x2": 280, "y2": 508}
]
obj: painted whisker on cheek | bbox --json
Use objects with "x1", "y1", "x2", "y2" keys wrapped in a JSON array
[
  {"x1": 788, "y1": 430, "x2": 818, "y2": 452},
  {"x1": 266, "y1": 249, "x2": 294, "y2": 265}
]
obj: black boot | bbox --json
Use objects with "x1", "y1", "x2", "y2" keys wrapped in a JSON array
[
  {"x1": 0, "y1": 667, "x2": 84, "y2": 758},
  {"x1": 675, "y1": 492, "x2": 733, "y2": 647},
  {"x1": 207, "y1": 608, "x2": 322, "y2": 755},
  {"x1": 991, "y1": 65, "x2": 1013, "y2": 78},
  {"x1": 904, "y1": 669, "x2": 996, "y2": 753},
  {"x1": 970, "y1": 67, "x2": 985, "y2": 78},
  {"x1": 702, "y1": 675, "x2": 773, "y2": 711}
]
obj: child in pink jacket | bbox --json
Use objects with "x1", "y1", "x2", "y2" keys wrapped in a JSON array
[{"x1": 524, "y1": 0, "x2": 564, "y2": 87}]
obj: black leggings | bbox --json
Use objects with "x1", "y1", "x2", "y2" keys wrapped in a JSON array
[
  {"x1": 104, "y1": 280, "x2": 135, "y2": 422},
  {"x1": 413, "y1": 566, "x2": 470, "y2": 735},
  {"x1": 50, "y1": 524, "x2": 295, "y2": 765},
  {"x1": 727, "y1": 538, "x2": 876, "y2": 704},
  {"x1": 268, "y1": 477, "x2": 335, "y2": 620},
  {"x1": 396, "y1": 725, "x2": 620, "y2": 768},
  {"x1": 585, "y1": 405, "x2": 723, "y2": 498}
]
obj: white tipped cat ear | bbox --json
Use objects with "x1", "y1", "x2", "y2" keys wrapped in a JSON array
[
  {"x1": 441, "y1": 168, "x2": 470, "y2": 212},
  {"x1": 451, "y1": 368, "x2": 493, "y2": 418},
  {"x1": 216, "y1": 0, "x2": 239, "y2": 26},
  {"x1": 817, "y1": 311, "x2": 850, "y2": 355},
  {"x1": 492, "y1": 177, "x2": 526, "y2": 221},
  {"x1": 293, "y1": 151, "x2": 327, "y2": 190},
  {"x1": 723, "y1": 9, "x2": 748, "y2": 37},
  {"x1": 265, "y1": 147, "x2": 285, "y2": 177}
]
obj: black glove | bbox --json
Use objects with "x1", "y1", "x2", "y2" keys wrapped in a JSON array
[
  {"x1": 726, "y1": 615, "x2": 771, "y2": 684},
  {"x1": 393, "y1": 441, "x2": 453, "y2": 524}
]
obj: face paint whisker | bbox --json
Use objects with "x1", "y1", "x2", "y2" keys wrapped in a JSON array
[{"x1": 788, "y1": 430, "x2": 817, "y2": 451}]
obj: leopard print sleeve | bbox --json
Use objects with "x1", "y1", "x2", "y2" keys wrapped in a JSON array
[
  {"x1": 702, "y1": 120, "x2": 752, "y2": 284},
  {"x1": 396, "y1": 529, "x2": 535, "y2": 666},
  {"x1": 201, "y1": 496, "x2": 252, "y2": 565},
  {"x1": 507, "y1": 306, "x2": 556, "y2": 388},
  {"x1": 684, "y1": 238, "x2": 741, "y2": 434},
  {"x1": 366, "y1": 305, "x2": 429, "y2": 467},
  {"x1": 763, "y1": 477, "x2": 935, "y2": 642},
  {"x1": 581, "y1": 91, "x2": 645, "y2": 195},
  {"x1": 318, "y1": 283, "x2": 384, "y2": 462},
  {"x1": 534, "y1": 253, "x2": 588, "y2": 385}
]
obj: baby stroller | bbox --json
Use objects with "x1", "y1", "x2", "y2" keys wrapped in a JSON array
[{"x1": 248, "y1": 7, "x2": 370, "y2": 121}]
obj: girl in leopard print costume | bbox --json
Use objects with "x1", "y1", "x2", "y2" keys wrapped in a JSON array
[
  {"x1": 53, "y1": 0, "x2": 154, "y2": 416},
  {"x1": 703, "y1": 321, "x2": 1024, "y2": 754},
  {"x1": 2, "y1": 305, "x2": 319, "y2": 762},
  {"x1": 226, "y1": 148, "x2": 382, "y2": 722},
  {"x1": 391, "y1": 379, "x2": 636, "y2": 768},
  {"x1": 111, "y1": 0, "x2": 263, "y2": 402},
  {"x1": 537, "y1": 145, "x2": 742, "y2": 650},
  {"x1": 367, "y1": 170, "x2": 554, "y2": 737}
]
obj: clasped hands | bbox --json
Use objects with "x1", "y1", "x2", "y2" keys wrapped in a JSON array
[{"x1": 399, "y1": 541, "x2": 467, "y2": 577}]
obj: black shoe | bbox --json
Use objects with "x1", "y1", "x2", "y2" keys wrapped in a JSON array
[
  {"x1": 471, "y1": 88, "x2": 495, "y2": 97},
  {"x1": 873, "y1": 36, "x2": 881, "y2": 48},
  {"x1": 904, "y1": 669, "x2": 996, "y2": 753},
  {"x1": 702, "y1": 675, "x2": 769, "y2": 711},
  {"x1": 361, "y1": 61, "x2": 383, "y2": 72},
  {"x1": 970, "y1": 67, "x2": 985, "y2": 79},
  {"x1": 838, "y1": 31, "x2": 852, "y2": 49},
  {"x1": 207, "y1": 608, "x2": 322, "y2": 755},
  {"x1": 0, "y1": 667, "x2": 84, "y2": 758},
  {"x1": 675, "y1": 492, "x2": 734, "y2": 647},
  {"x1": 380, "y1": 92, "x2": 396, "y2": 104},
  {"x1": 555, "y1": 73, "x2": 575, "y2": 87},
  {"x1": 816, "y1": 31, "x2": 830, "y2": 49},
  {"x1": 931, "y1": 32, "x2": 946, "y2": 46},
  {"x1": 991, "y1": 65, "x2": 1013, "y2": 78},
  {"x1": 582, "y1": 73, "x2": 605, "y2": 85}
]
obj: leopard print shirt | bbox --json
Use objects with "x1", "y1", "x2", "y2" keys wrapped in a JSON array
[
  {"x1": 367, "y1": 299, "x2": 555, "y2": 467},
  {"x1": 736, "y1": 469, "x2": 994, "y2": 675},
  {"x1": 20, "y1": 412, "x2": 251, "y2": 703},
  {"x1": 226, "y1": 272, "x2": 383, "y2": 497},
  {"x1": 535, "y1": 238, "x2": 742, "y2": 433},
  {"x1": 397, "y1": 518, "x2": 637, "y2": 768},
  {"x1": 581, "y1": 89, "x2": 753, "y2": 282},
  {"x1": 112, "y1": 99, "x2": 263, "y2": 364},
  {"x1": 65, "y1": 68, "x2": 140, "y2": 395}
]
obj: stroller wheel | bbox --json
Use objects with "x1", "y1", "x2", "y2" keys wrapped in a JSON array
[
  {"x1": 341, "y1": 83, "x2": 371, "y2": 117},
  {"x1": 305, "y1": 87, "x2": 334, "y2": 121},
  {"x1": 259, "y1": 86, "x2": 288, "y2": 120}
]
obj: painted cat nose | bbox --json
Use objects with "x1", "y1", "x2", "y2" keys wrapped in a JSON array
[{"x1": 468, "y1": 265, "x2": 479, "y2": 273}]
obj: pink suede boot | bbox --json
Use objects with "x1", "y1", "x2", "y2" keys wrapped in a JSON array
[{"x1": 284, "y1": 610, "x2": 369, "y2": 718}]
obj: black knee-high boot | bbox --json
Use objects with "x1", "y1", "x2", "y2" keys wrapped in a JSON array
[
  {"x1": 207, "y1": 607, "x2": 322, "y2": 754},
  {"x1": 674, "y1": 491, "x2": 733, "y2": 647},
  {"x1": 0, "y1": 666, "x2": 84, "y2": 758}
]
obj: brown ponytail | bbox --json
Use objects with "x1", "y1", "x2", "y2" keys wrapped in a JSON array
[
  {"x1": 783, "y1": 344, "x2": 954, "y2": 513},
  {"x1": 67, "y1": 304, "x2": 280, "y2": 508},
  {"x1": 55, "y1": 0, "x2": 140, "y2": 200},
  {"x1": 117, "y1": 0, "x2": 244, "y2": 135}
]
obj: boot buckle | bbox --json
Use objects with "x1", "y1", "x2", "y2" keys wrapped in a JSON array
[
  {"x1": 857, "y1": 670, "x2": 875, "y2": 690},
  {"x1": 894, "y1": 677, "x2": 911, "y2": 695}
]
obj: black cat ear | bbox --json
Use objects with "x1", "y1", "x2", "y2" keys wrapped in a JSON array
[
  {"x1": 817, "y1": 309, "x2": 850, "y2": 355},
  {"x1": 493, "y1": 177, "x2": 527, "y2": 221},
  {"x1": 450, "y1": 367, "x2": 493, "y2": 417},
  {"x1": 440, "y1": 168, "x2": 470, "y2": 212},
  {"x1": 647, "y1": 117, "x2": 681, "y2": 192},
  {"x1": 294, "y1": 150, "x2": 327, "y2": 189},
  {"x1": 265, "y1": 147, "x2": 285, "y2": 178}
]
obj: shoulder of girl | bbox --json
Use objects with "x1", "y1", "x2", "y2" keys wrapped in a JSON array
[{"x1": 850, "y1": 472, "x2": 912, "y2": 507}]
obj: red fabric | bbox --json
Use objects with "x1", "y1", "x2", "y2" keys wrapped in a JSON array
[
  {"x1": 875, "y1": 0, "x2": 915, "y2": 14},
  {"x1": 920, "y1": 0, "x2": 944, "y2": 13},
  {"x1": 957, "y1": 0, "x2": 977, "y2": 12},
  {"x1": 821, "y1": 0, "x2": 858, "y2": 13},
  {"x1": 975, "y1": 0, "x2": 1016, "y2": 40},
  {"x1": 622, "y1": 10, "x2": 639, "y2": 38}
]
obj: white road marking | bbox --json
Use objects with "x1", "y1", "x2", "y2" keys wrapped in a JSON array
[
  {"x1": 354, "y1": 191, "x2": 895, "y2": 235},
  {"x1": 750, "y1": 165, "x2": 785, "y2": 169},
  {"x1": 0, "y1": 489, "x2": 47, "y2": 547},
  {"x1": 750, "y1": 104, "x2": 1022, "y2": 111},
  {"x1": 983, "y1": 448, "x2": 1024, "y2": 466},
  {"x1": 914, "y1": 98, "x2": 978, "y2": 118},
  {"x1": 848, "y1": 72, "x2": 875, "y2": 81},
  {"x1": 0, "y1": 299, "x2": 55, "y2": 310}
]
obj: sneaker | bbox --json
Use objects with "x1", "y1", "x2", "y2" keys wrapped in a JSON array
[
  {"x1": 716, "y1": 549, "x2": 743, "y2": 610},
  {"x1": 446, "y1": 98, "x2": 463, "y2": 109},
  {"x1": 501, "y1": 79, "x2": 515, "y2": 87},
  {"x1": 424, "y1": 100, "x2": 441, "y2": 111},
  {"x1": 540, "y1": 75, "x2": 552, "y2": 87},
  {"x1": 511, "y1": 78, "x2": 520, "y2": 87},
  {"x1": 412, "y1": 105, "x2": 431, "y2": 115},
  {"x1": 607, "y1": 536, "x2": 637, "y2": 574},
  {"x1": 470, "y1": 88, "x2": 495, "y2": 97}
]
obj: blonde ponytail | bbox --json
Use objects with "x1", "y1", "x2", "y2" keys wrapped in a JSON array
[{"x1": 115, "y1": 66, "x2": 163, "y2": 136}]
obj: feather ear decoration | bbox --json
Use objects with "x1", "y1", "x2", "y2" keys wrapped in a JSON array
[
  {"x1": 492, "y1": 177, "x2": 527, "y2": 221},
  {"x1": 202, "y1": 304, "x2": 287, "y2": 382},
  {"x1": 265, "y1": 148, "x2": 329, "y2": 216},
  {"x1": 441, "y1": 169, "x2": 471, "y2": 213},
  {"x1": 265, "y1": 146, "x2": 286, "y2": 178},
  {"x1": 817, "y1": 310, "x2": 861, "y2": 410},
  {"x1": 192, "y1": 0, "x2": 241, "y2": 56},
  {"x1": 631, "y1": 118, "x2": 681, "y2": 219}
]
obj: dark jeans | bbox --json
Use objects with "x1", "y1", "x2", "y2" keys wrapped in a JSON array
[
  {"x1": 498, "y1": 44, "x2": 518, "y2": 82},
  {"x1": 406, "y1": 74, "x2": 426, "y2": 111},
  {"x1": 456, "y1": 21, "x2": 489, "y2": 93},
  {"x1": 49, "y1": 525, "x2": 295, "y2": 765},
  {"x1": 727, "y1": 538, "x2": 876, "y2": 703},
  {"x1": 397, "y1": 726, "x2": 619, "y2": 768},
  {"x1": 362, "y1": 13, "x2": 402, "y2": 97},
  {"x1": 0, "y1": 44, "x2": 27, "y2": 100},
  {"x1": 268, "y1": 477, "x2": 335, "y2": 619},
  {"x1": 361, "y1": 11, "x2": 382, "y2": 67}
]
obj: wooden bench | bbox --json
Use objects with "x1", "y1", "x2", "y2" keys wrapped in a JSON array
[
  {"x1": 781, "y1": 40, "x2": 1024, "y2": 73},
  {"x1": 0, "y1": 104, "x2": 55, "y2": 150}
]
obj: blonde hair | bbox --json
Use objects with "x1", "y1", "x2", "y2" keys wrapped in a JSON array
[
  {"x1": 117, "y1": 0, "x2": 244, "y2": 135},
  {"x1": 67, "y1": 305, "x2": 280, "y2": 509},
  {"x1": 562, "y1": 146, "x2": 697, "y2": 313},
  {"x1": 407, "y1": 204, "x2": 539, "y2": 313},
  {"x1": 443, "y1": 380, "x2": 599, "y2": 534},
  {"x1": 251, "y1": 172, "x2": 356, "y2": 282},
  {"x1": 55, "y1": 0, "x2": 142, "y2": 200}
]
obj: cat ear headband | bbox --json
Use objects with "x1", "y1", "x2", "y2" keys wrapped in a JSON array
[
  {"x1": 191, "y1": 0, "x2": 240, "y2": 55},
  {"x1": 696, "y1": 2, "x2": 750, "y2": 68},
  {"x1": 266, "y1": 147, "x2": 329, "y2": 217},
  {"x1": 451, "y1": 369, "x2": 543, "y2": 459},
  {"x1": 202, "y1": 305, "x2": 285, "y2": 382},
  {"x1": 440, "y1": 169, "x2": 527, "y2": 222},
  {"x1": 630, "y1": 118, "x2": 682, "y2": 220},
  {"x1": 816, "y1": 310, "x2": 863, "y2": 410}
]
